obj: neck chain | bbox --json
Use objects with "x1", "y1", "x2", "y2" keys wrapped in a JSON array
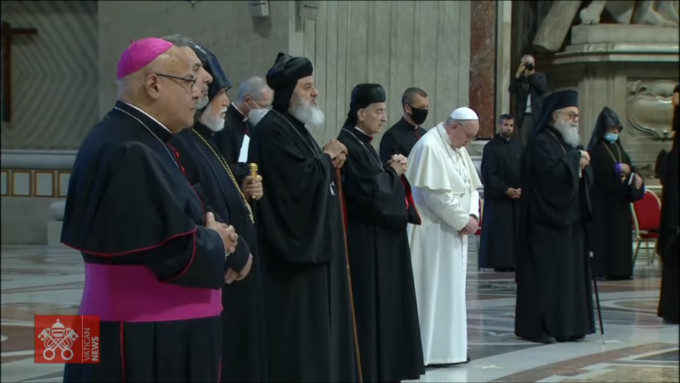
[
  {"x1": 273, "y1": 109, "x2": 321, "y2": 155},
  {"x1": 601, "y1": 141, "x2": 622, "y2": 164},
  {"x1": 113, "y1": 106, "x2": 178, "y2": 167},
  {"x1": 546, "y1": 129, "x2": 568, "y2": 154},
  {"x1": 191, "y1": 129, "x2": 255, "y2": 224},
  {"x1": 342, "y1": 128, "x2": 383, "y2": 169},
  {"x1": 437, "y1": 125, "x2": 471, "y2": 189}
]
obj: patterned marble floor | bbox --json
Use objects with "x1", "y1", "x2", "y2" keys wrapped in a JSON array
[{"x1": 1, "y1": 244, "x2": 678, "y2": 382}]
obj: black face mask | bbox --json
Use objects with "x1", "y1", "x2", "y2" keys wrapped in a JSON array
[{"x1": 409, "y1": 106, "x2": 428, "y2": 125}]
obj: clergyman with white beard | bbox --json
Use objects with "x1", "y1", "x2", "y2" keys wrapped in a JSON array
[
  {"x1": 514, "y1": 89, "x2": 596, "y2": 344},
  {"x1": 165, "y1": 36, "x2": 269, "y2": 382},
  {"x1": 247, "y1": 52, "x2": 357, "y2": 381}
]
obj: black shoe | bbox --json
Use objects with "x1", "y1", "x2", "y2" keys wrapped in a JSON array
[
  {"x1": 537, "y1": 333, "x2": 556, "y2": 344},
  {"x1": 555, "y1": 335, "x2": 584, "y2": 342},
  {"x1": 426, "y1": 356, "x2": 470, "y2": 368}
]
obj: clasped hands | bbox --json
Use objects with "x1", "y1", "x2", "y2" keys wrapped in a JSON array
[
  {"x1": 387, "y1": 154, "x2": 408, "y2": 176},
  {"x1": 459, "y1": 215, "x2": 480, "y2": 237},
  {"x1": 205, "y1": 212, "x2": 252, "y2": 284},
  {"x1": 505, "y1": 187, "x2": 522, "y2": 199}
]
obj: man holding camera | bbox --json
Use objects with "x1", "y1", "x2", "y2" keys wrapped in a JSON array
[{"x1": 509, "y1": 54, "x2": 549, "y2": 147}]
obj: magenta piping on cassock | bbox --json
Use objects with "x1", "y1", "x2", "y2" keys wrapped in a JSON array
[{"x1": 79, "y1": 263, "x2": 222, "y2": 322}]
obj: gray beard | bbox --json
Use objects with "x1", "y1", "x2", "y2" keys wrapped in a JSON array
[
  {"x1": 554, "y1": 120, "x2": 580, "y2": 148},
  {"x1": 199, "y1": 110, "x2": 225, "y2": 132},
  {"x1": 290, "y1": 97, "x2": 325, "y2": 130},
  {"x1": 197, "y1": 96, "x2": 209, "y2": 110}
]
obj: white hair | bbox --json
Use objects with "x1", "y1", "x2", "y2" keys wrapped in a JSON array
[{"x1": 236, "y1": 76, "x2": 269, "y2": 103}]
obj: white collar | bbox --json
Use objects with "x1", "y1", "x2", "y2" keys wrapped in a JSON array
[
  {"x1": 232, "y1": 102, "x2": 248, "y2": 122},
  {"x1": 354, "y1": 126, "x2": 372, "y2": 138},
  {"x1": 120, "y1": 101, "x2": 173, "y2": 134}
]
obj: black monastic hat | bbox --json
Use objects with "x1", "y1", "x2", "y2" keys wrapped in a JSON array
[
  {"x1": 266, "y1": 52, "x2": 314, "y2": 110},
  {"x1": 531, "y1": 89, "x2": 578, "y2": 138},
  {"x1": 189, "y1": 42, "x2": 232, "y2": 102},
  {"x1": 343, "y1": 83, "x2": 386, "y2": 129}
]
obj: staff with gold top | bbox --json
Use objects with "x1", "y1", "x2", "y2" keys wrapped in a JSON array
[
  {"x1": 246, "y1": 163, "x2": 263, "y2": 223},
  {"x1": 164, "y1": 34, "x2": 268, "y2": 382}
]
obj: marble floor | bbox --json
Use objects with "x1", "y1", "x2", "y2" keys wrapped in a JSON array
[{"x1": 1, "y1": 244, "x2": 678, "y2": 382}]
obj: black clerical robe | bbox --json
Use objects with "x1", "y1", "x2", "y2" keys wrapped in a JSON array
[
  {"x1": 337, "y1": 127, "x2": 424, "y2": 382},
  {"x1": 379, "y1": 117, "x2": 427, "y2": 163},
  {"x1": 479, "y1": 134, "x2": 523, "y2": 269},
  {"x1": 589, "y1": 140, "x2": 643, "y2": 279},
  {"x1": 170, "y1": 123, "x2": 268, "y2": 382},
  {"x1": 248, "y1": 108, "x2": 357, "y2": 382},
  {"x1": 514, "y1": 126, "x2": 595, "y2": 342},
  {"x1": 657, "y1": 129, "x2": 679, "y2": 323},
  {"x1": 61, "y1": 101, "x2": 226, "y2": 382},
  {"x1": 215, "y1": 103, "x2": 251, "y2": 183}
]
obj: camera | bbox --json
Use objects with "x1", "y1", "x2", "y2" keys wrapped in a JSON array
[{"x1": 524, "y1": 62, "x2": 534, "y2": 71}]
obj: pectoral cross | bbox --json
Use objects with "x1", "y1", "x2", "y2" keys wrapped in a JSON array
[{"x1": 1, "y1": 21, "x2": 38, "y2": 122}]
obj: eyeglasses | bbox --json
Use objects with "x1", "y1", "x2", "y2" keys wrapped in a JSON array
[
  {"x1": 557, "y1": 111, "x2": 579, "y2": 120},
  {"x1": 155, "y1": 73, "x2": 197, "y2": 90}
]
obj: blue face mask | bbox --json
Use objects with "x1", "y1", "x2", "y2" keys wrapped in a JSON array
[{"x1": 604, "y1": 132, "x2": 619, "y2": 143}]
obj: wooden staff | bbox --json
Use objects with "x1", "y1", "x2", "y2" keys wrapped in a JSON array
[{"x1": 334, "y1": 167, "x2": 363, "y2": 383}]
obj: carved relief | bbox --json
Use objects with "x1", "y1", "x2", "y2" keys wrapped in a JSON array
[
  {"x1": 626, "y1": 79, "x2": 676, "y2": 140},
  {"x1": 533, "y1": 0, "x2": 679, "y2": 53},
  {"x1": 580, "y1": 0, "x2": 679, "y2": 27}
]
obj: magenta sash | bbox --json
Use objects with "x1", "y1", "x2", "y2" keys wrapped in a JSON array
[{"x1": 79, "y1": 263, "x2": 222, "y2": 322}]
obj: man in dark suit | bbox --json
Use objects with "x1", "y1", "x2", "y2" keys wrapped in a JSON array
[
  {"x1": 215, "y1": 76, "x2": 273, "y2": 183},
  {"x1": 509, "y1": 54, "x2": 549, "y2": 147}
]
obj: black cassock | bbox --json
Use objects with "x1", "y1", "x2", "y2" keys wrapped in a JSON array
[
  {"x1": 337, "y1": 127, "x2": 424, "y2": 382},
  {"x1": 214, "y1": 104, "x2": 251, "y2": 183},
  {"x1": 479, "y1": 134, "x2": 523, "y2": 269},
  {"x1": 248, "y1": 108, "x2": 357, "y2": 382},
  {"x1": 61, "y1": 101, "x2": 227, "y2": 382},
  {"x1": 587, "y1": 108, "x2": 644, "y2": 279},
  {"x1": 170, "y1": 123, "x2": 268, "y2": 382},
  {"x1": 657, "y1": 102, "x2": 679, "y2": 323},
  {"x1": 379, "y1": 117, "x2": 427, "y2": 163},
  {"x1": 514, "y1": 125, "x2": 595, "y2": 342}
]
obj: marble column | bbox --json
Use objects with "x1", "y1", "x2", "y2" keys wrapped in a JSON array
[
  {"x1": 469, "y1": 0, "x2": 497, "y2": 139},
  {"x1": 496, "y1": 0, "x2": 513, "y2": 123}
]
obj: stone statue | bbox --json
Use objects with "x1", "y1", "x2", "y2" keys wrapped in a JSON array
[
  {"x1": 580, "y1": 1, "x2": 678, "y2": 27},
  {"x1": 627, "y1": 80, "x2": 678, "y2": 141},
  {"x1": 533, "y1": 0, "x2": 679, "y2": 53}
]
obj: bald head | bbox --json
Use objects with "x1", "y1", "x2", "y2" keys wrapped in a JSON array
[
  {"x1": 117, "y1": 46, "x2": 183, "y2": 98},
  {"x1": 116, "y1": 45, "x2": 205, "y2": 133}
]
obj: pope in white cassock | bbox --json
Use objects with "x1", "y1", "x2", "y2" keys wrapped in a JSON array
[{"x1": 405, "y1": 107, "x2": 482, "y2": 366}]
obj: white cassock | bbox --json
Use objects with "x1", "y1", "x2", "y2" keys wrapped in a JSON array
[{"x1": 405, "y1": 122, "x2": 482, "y2": 365}]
